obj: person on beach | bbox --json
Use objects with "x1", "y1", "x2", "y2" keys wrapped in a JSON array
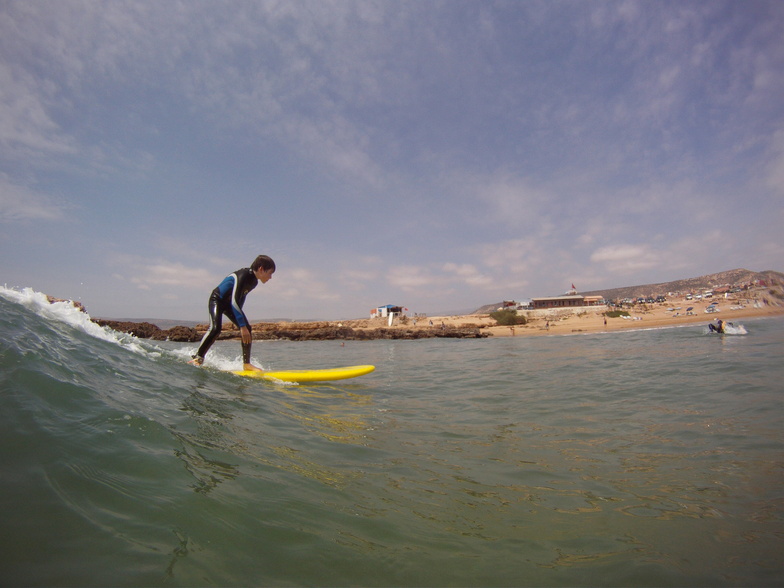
[{"x1": 189, "y1": 255, "x2": 276, "y2": 371}]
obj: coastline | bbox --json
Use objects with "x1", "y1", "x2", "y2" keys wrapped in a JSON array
[
  {"x1": 475, "y1": 298, "x2": 784, "y2": 338},
  {"x1": 246, "y1": 293, "x2": 784, "y2": 340},
  {"x1": 93, "y1": 292, "x2": 784, "y2": 342}
]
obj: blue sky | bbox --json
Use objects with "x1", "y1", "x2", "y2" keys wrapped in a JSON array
[{"x1": 2, "y1": 1, "x2": 783, "y2": 321}]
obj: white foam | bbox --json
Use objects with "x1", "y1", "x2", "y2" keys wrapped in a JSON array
[
  {"x1": 704, "y1": 321, "x2": 748, "y2": 336},
  {"x1": 723, "y1": 323, "x2": 748, "y2": 335},
  {"x1": 0, "y1": 285, "x2": 164, "y2": 357}
]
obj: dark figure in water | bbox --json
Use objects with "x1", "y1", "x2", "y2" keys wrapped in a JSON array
[{"x1": 708, "y1": 319, "x2": 730, "y2": 334}]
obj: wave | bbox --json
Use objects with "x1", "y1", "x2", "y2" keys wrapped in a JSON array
[
  {"x1": 0, "y1": 285, "x2": 255, "y2": 371},
  {"x1": 0, "y1": 286, "x2": 376, "y2": 585}
]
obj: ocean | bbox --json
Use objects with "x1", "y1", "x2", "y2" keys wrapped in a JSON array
[{"x1": 1, "y1": 286, "x2": 783, "y2": 587}]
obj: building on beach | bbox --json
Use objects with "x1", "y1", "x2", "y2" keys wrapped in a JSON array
[
  {"x1": 530, "y1": 294, "x2": 606, "y2": 309},
  {"x1": 370, "y1": 304, "x2": 404, "y2": 318}
]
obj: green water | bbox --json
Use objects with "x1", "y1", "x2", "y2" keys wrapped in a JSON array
[{"x1": 1, "y1": 287, "x2": 783, "y2": 586}]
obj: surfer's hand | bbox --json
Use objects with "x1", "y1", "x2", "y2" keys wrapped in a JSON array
[{"x1": 240, "y1": 326, "x2": 252, "y2": 345}]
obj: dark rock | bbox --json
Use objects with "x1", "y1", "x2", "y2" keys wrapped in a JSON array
[
  {"x1": 46, "y1": 295, "x2": 87, "y2": 313},
  {"x1": 91, "y1": 319, "x2": 488, "y2": 342},
  {"x1": 153, "y1": 326, "x2": 200, "y2": 342},
  {"x1": 93, "y1": 319, "x2": 161, "y2": 338}
]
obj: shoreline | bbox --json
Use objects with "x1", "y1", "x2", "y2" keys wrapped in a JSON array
[
  {"x1": 94, "y1": 292, "x2": 784, "y2": 342},
  {"x1": 475, "y1": 299, "x2": 784, "y2": 338},
  {"x1": 242, "y1": 294, "x2": 784, "y2": 340}
]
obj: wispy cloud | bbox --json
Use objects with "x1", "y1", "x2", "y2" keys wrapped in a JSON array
[
  {"x1": 590, "y1": 244, "x2": 663, "y2": 275},
  {"x1": 0, "y1": 174, "x2": 69, "y2": 222},
  {"x1": 122, "y1": 259, "x2": 217, "y2": 291},
  {"x1": 0, "y1": 64, "x2": 76, "y2": 160},
  {"x1": 268, "y1": 266, "x2": 341, "y2": 304}
]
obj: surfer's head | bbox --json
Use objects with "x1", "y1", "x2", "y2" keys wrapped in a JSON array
[
  {"x1": 252, "y1": 255, "x2": 276, "y2": 284},
  {"x1": 251, "y1": 255, "x2": 276, "y2": 273}
]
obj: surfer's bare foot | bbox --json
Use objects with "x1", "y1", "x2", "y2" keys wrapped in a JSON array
[
  {"x1": 243, "y1": 363, "x2": 264, "y2": 372},
  {"x1": 188, "y1": 357, "x2": 203, "y2": 366}
]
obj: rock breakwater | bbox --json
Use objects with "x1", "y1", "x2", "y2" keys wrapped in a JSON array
[
  {"x1": 92, "y1": 320, "x2": 200, "y2": 342},
  {"x1": 92, "y1": 319, "x2": 487, "y2": 341}
]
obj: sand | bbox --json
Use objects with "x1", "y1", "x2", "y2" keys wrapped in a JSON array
[
  {"x1": 241, "y1": 290, "x2": 783, "y2": 341},
  {"x1": 396, "y1": 293, "x2": 784, "y2": 338}
]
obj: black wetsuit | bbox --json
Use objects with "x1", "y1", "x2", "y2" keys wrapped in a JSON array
[{"x1": 194, "y1": 268, "x2": 258, "y2": 363}]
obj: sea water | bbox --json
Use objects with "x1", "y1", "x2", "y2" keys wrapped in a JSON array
[{"x1": 1, "y1": 286, "x2": 782, "y2": 587}]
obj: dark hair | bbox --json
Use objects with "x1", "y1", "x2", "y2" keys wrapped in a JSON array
[{"x1": 251, "y1": 255, "x2": 276, "y2": 272}]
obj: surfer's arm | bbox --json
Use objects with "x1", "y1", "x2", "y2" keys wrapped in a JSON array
[
  {"x1": 214, "y1": 273, "x2": 248, "y2": 327},
  {"x1": 229, "y1": 273, "x2": 251, "y2": 328}
]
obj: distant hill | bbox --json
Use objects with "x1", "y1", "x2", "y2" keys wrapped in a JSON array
[
  {"x1": 581, "y1": 269, "x2": 784, "y2": 302},
  {"x1": 473, "y1": 302, "x2": 508, "y2": 315},
  {"x1": 473, "y1": 268, "x2": 784, "y2": 313}
]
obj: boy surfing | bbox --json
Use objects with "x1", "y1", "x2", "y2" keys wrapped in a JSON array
[{"x1": 189, "y1": 255, "x2": 276, "y2": 371}]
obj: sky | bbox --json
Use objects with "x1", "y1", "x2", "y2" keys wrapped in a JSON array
[{"x1": 2, "y1": 0, "x2": 783, "y2": 321}]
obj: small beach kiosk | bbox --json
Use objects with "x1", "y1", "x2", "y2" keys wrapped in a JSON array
[
  {"x1": 371, "y1": 304, "x2": 405, "y2": 326},
  {"x1": 371, "y1": 304, "x2": 404, "y2": 318}
]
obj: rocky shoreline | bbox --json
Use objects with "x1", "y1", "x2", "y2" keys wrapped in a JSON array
[
  {"x1": 90, "y1": 285, "x2": 784, "y2": 343},
  {"x1": 91, "y1": 319, "x2": 488, "y2": 342}
]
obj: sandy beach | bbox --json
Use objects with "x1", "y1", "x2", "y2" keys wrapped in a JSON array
[
  {"x1": 346, "y1": 291, "x2": 784, "y2": 339},
  {"x1": 158, "y1": 289, "x2": 784, "y2": 343}
]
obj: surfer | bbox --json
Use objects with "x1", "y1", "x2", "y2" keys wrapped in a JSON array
[
  {"x1": 189, "y1": 255, "x2": 276, "y2": 371},
  {"x1": 708, "y1": 318, "x2": 729, "y2": 334}
]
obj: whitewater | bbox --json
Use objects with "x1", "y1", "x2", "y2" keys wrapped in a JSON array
[{"x1": 1, "y1": 286, "x2": 783, "y2": 586}]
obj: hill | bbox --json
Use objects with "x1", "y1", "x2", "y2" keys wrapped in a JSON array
[
  {"x1": 581, "y1": 268, "x2": 784, "y2": 302},
  {"x1": 473, "y1": 268, "x2": 784, "y2": 312}
]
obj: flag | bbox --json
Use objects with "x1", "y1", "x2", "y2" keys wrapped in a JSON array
[{"x1": 571, "y1": 283, "x2": 576, "y2": 290}]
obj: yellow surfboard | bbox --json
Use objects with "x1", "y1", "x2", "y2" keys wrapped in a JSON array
[{"x1": 232, "y1": 364, "x2": 375, "y2": 383}]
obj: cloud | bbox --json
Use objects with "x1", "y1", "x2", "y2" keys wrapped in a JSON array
[
  {"x1": 765, "y1": 129, "x2": 784, "y2": 196},
  {"x1": 0, "y1": 174, "x2": 69, "y2": 222},
  {"x1": 385, "y1": 262, "x2": 495, "y2": 295},
  {"x1": 386, "y1": 264, "x2": 440, "y2": 292},
  {"x1": 0, "y1": 64, "x2": 77, "y2": 160},
  {"x1": 478, "y1": 176, "x2": 550, "y2": 227},
  {"x1": 282, "y1": 115, "x2": 384, "y2": 187},
  {"x1": 590, "y1": 244, "x2": 662, "y2": 274},
  {"x1": 267, "y1": 267, "x2": 341, "y2": 303},
  {"x1": 119, "y1": 259, "x2": 217, "y2": 291},
  {"x1": 340, "y1": 266, "x2": 380, "y2": 291},
  {"x1": 442, "y1": 262, "x2": 493, "y2": 288}
]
